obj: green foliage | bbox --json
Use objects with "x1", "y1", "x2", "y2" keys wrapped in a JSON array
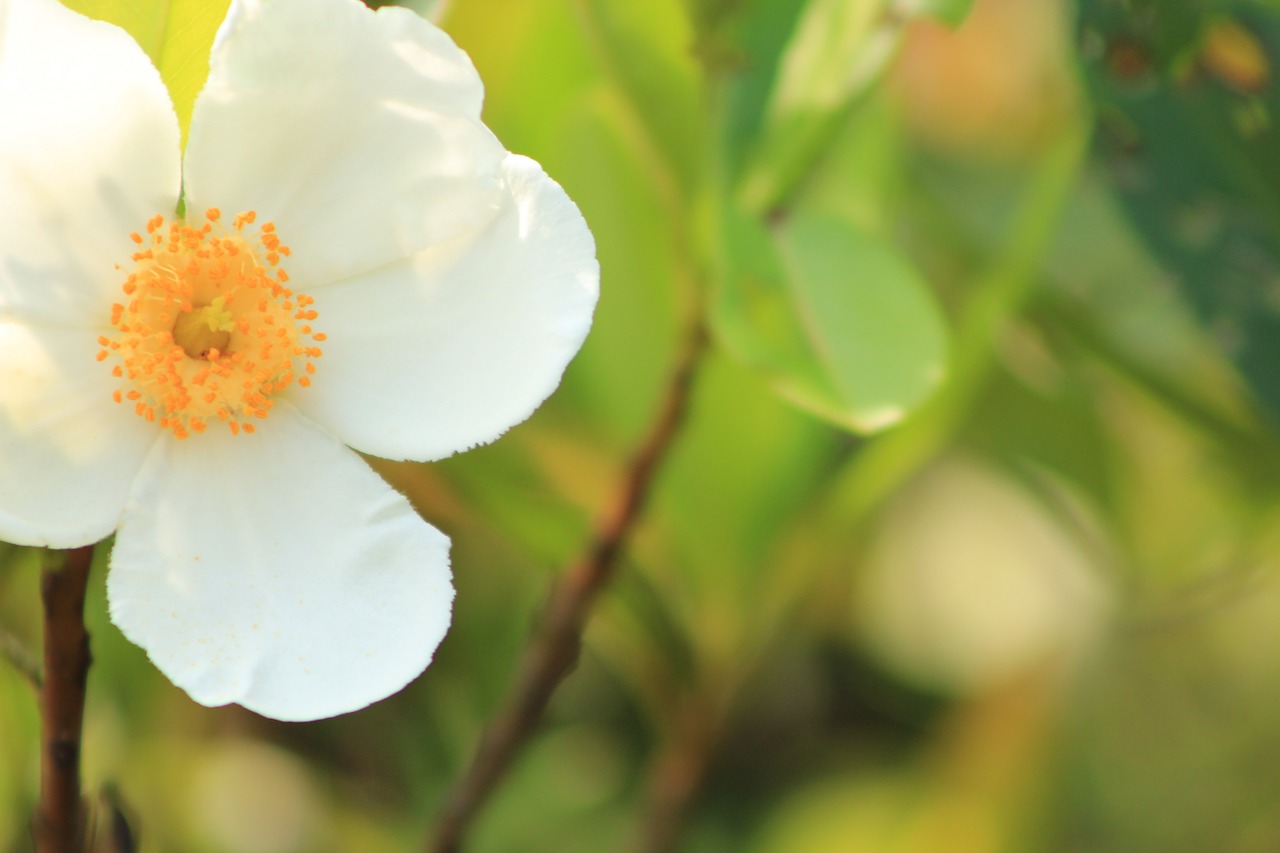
[
  {"x1": 62, "y1": 0, "x2": 230, "y2": 144},
  {"x1": 910, "y1": 0, "x2": 977, "y2": 27},
  {"x1": 1080, "y1": 0, "x2": 1280, "y2": 417},
  {"x1": 698, "y1": 0, "x2": 961, "y2": 434},
  {"x1": 737, "y1": 0, "x2": 903, "y2": 213},
  {"x1": 729, "y1": 0, "x2": 976, "y2": 215},
  {"x1": 713, "y1": 205, "x2": 948, "y2": 432},
  {"x1": 577, "y1": 0, "x2": 704, "y2": 193},
  {"x1": 777, "y1": 215, "x2": 947, "y2": 429}
]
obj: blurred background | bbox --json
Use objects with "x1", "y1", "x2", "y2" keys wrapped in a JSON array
[{"x1": 7, "y1": 0, "x2": 1280, "y2": 850}]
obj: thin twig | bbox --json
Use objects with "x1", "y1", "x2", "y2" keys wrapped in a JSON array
[
  {"x1": 427, "y1": 317, "x2": 710, "y2": 853},
  {"x1": 33, "y1": 545, "x2": 94, "y2": 853},
  {"x1": 0, "y1": 623, "x2": 41, "y2": 690},
  {"x1": 632, "y1": 704, "x2": 717, "y2": 853}
]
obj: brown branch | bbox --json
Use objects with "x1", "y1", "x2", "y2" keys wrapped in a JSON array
[
  {"x1": 427, "y1": 317, "x2": 710, "y2": 853},
  {"x1": 33, "y1": 545, "x2": 94, "y2": 853}
]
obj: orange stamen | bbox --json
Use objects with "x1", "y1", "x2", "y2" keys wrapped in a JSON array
[{"x1": 99, "y1": 209, "x2": 323, "y2": 439}]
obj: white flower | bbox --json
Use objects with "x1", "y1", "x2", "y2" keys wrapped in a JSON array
[{"x1": 0, "y1": 0, "x2": 598, "y2": 720}]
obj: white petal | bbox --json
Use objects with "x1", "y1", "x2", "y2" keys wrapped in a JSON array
[
  {"x1": 291, "y1": 155, "x2": 599, "y2": 462},
  {"x1": 108, "y1": 405, "x2": 454, "y2": 721},
  {"x1": 184, "y1": 0, "x2": 505, "y2": 289},
  {"x1": 0, "y1": 322, "x2": 158, "y2": 546},
  {"x1": 0, "y1": 0, "x2": 180, "y2": 327}
]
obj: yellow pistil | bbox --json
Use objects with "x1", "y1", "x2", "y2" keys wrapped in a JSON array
[
  {"x1": 172, "y1": 295, "x2": 235, "y2": 359},
  {"x1": 97, "y1": 208, "x2": 324, "y2": 439}
]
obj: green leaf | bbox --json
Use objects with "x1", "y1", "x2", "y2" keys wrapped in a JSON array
[
  {"x1": 738, "y1": 0, "x2": 902, "y2": 213},
  {"x1": 901, "y1": 0, "x2": 977, "y2": 27},
  {"x1": 700, "y1": 0, "x2": 809, "y2": 183},
  {"x1": 1079, "y1": 0, "x2": 1280, "y2": 418},
  {"x1": 732, "y1": 0, "x2": 975, "y2": 216},
  {"x1": 794, "y1": 91, "x2": 904, "y2": 234},
  {"x1": 713, "y1": 204, "x2": 949, "y2": 433},
  {"x1": 776, "y1": 212, "x2": 949, "y2": 430},
  {"x1": 61, "y1": 0, "x2": 230, "y2": 145},
  {"x1": 712, "y1": 201, "x2": 836, "y2": 416},
  {"x1": 576, "y1": 0, "x2": 703, "y2": 194}
]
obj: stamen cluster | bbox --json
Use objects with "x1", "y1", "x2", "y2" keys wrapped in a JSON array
[{"x1": 97, "y1": 209, "x2": 324, "y2": 438}]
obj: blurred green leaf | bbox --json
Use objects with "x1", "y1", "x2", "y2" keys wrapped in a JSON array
[
  {"x1": 795, "y1": 91, "x2": 904, "y2": 233},
  {"x1": 714, "y1": 205, "x2": 948, "y2": 433},
  {"x1": 550, "y1": 88, "x2": 685, "y2": 439},
  {"x1": 1080, "y1": 0, "x2": 1280, "y2": 417},
  {"x1": 739, "y1": 0, "x2": 902, "y2": 213},
  {"x1": 776, "y1": 213, "x2": 949, "y2": 431},
  {"x1": 735, "y1": 0, "x2": 976, "y2": 216},
  {"x1": 61, "y1": 0, "x2": 229, "y2": 144},
  {"x1": 576, "y1": 0, "x2": 704, "y2": 194},
  {"x1": 701, "y1": 0, "x2": 808, "y2": 186},
  {"x1": 963, "y1": 362, "x2": 1115, "y2": 514},
  {"x1": 903, "y1": 0, "x2": 977, "y2": 27},
  {"x1": 443, "y1": 0, "x2": 599, "y2": 157},
  {"x1": 712, "y1": 202, "x2": 836, "y2": 416}
]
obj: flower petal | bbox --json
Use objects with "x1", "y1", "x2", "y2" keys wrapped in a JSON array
[
  {"x1": 184, "y1": 0, "x2": 505, "y2": 289},
  {"x1": 108, "y1": 404, "x2": 454, "y2": 721},
  {"x1": 0, "y1": 0, "x2": 180, "y2": 327},
  {"x1": 291, "y1": 155, "x2": 599, "y2": 462},
  {"x1": 0, "y1": 322, "x2": 158, "y2": 546}
]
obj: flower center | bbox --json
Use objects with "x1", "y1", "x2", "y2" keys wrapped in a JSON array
[
  {"x1": 172, "y1": 295, "x2": 234, "y2": 359},
  {"x1": 97, "y1": 209, "x2": 324, "y2": 439}
]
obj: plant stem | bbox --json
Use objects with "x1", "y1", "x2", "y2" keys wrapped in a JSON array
[
  {"x1": 33, "y1": 545, "x2": 94, "y2": 853},
  {"x1": 632, "y1": 704, "x2": 717, "y2": 853},
  {"x1": 427, "y1": 317, "x2": 710, "y2": 853}
]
